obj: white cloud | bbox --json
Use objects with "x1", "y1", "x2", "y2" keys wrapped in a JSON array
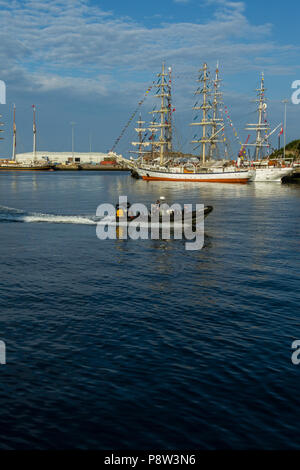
[
  {"x1": 0, "y1": 0, "x2": 296, "y2": 100},
  {"x1": 0, "y1": 0, "x2": 299, "y2": 154}
]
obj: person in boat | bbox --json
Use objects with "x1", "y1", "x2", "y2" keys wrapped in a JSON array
[
  {"x1": 153, "y1": 197, "x2": 175, "y2": 218},
  {"x1": 116, "y1": 202, "x2": 131, "y2": 219},
  {"x1": 116, "y1": 206, "x2": 124, "y2": 218},
  {"x1": 127, "y1": 203, "x2": 138, "y2": 220},
  {"x1": 152, "y1": 199, "x2": 161, "y2": 215}
]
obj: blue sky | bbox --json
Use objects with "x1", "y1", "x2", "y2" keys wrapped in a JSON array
[{"x1": 0, "y1": 0, "x2": 299, "y2": 157}]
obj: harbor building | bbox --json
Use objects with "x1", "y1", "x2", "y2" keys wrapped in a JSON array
[{"x1": 15, "y1": 151, "x2": 114, "y2": 165}]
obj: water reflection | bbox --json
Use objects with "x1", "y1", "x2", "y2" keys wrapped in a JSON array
[
  {"x1": 8, "y1": 173, "x2": 39, "y2": 192},
  {"x1": 104, "y1": 174, "x2": 300, "y2": 209}
]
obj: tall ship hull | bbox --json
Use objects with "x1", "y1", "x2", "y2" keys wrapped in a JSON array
[
  {"x1": 249, "y1": 167, "x2": 294, "y2": 182},
  {"x1": 137, "y1": 167, "x2": 250, "y2": 183},
  {"x1": 0, "y1": 163, "x2": 53, "y2": 171}
]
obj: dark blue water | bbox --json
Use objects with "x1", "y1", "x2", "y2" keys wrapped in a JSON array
[{"x1": 0, "y1": 171, "x2": 299, "y2": 449}]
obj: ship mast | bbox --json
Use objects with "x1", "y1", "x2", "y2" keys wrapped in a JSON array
[
  {"x1": 245, "y1": 73, "x2": 270, "y2": 160},
  {"x1": 166, "y1": 66, "x2": 173, "y2": 153},
  {"x1": 210, "y1": 62, "x2": 224, "y2": 159},
  {"x1": 190, "y1": 63, "x2": 214, "y2": 164},
  {"x1": 151, "y1": 62, "x2": 171, "y2": 166},
  {"x1": 0, "y1": 114, "x2": 4, "y2": 146},
  {"x1": 130, "y1": 114, "x2": 150, "y2": 164},
  {"x1": 12, "y1": 104, "x2": 16, "y2": 160},
  {"x1": 32, "y1": 104, "x2": 37, "y2": 163},
  {"x1": 148, "y1": 120, "x2": 158, "y2": 160}
]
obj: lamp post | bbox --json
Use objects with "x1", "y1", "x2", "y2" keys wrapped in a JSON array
[
  {"x1": 70, "y1": 121, "x2": 76, "y2": 160},
  {"x1": 33, "y1": 105, "x2": 37, "y2": 163},
  {"x1": 12, "y1": 104, "x2": 16, "y2": 160},
  {"x1": 282, "y1": 99, "x2": 288, "y2": 160}
]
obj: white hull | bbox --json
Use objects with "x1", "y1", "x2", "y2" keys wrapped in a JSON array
[
  {"x1": 135, "y1": 167, "x2": 250, "y2": 183},
  {"x1": 249, "y1": 167, "x2": 294, "y2": 182}
]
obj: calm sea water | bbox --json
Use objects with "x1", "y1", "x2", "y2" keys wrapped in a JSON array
[{"x1": 0, "y1": 171, "x2": 299, "y2": 450}]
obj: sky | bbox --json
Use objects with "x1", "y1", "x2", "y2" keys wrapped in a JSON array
[{"x1": 0, "y1": 0, "x2": 299, "y2": 158}]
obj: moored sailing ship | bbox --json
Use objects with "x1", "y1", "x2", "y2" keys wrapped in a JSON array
[
  {"x1": 131, "y1": 63, "x2": 251, "y2": 183},
  {"x1": 244, "y1": 74, "x2": 294, "y2": 182},
  {"x1": 0, "y1": 105, "x2": 53, "y2": 171}
]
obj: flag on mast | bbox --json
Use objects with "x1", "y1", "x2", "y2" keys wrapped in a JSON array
[{"x1": 278, "y1": 125, "x2": 283, "y2": 136}]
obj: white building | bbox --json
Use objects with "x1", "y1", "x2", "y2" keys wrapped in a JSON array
[{"x1": 16, "y1": 151, "x2": 115, "y2": 164}]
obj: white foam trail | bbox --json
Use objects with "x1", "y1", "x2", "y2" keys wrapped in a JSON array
[
  {"x1": 23, "y1": 214, "x2": 97, "y2": 224},
  {"x1": 0, "y1": 206, "x2": 97, "y2": 224},
  {"x1": 0, "y1": 205, "x2": 25, "y2": 214}
]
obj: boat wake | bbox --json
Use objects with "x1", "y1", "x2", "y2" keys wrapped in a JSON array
[{"x1": 0, "y1": 206, "x2": 98, "y2": 225}]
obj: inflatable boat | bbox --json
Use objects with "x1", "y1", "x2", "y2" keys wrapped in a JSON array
[{"x1": 98, "y1": 203, "x2": 213, "y2": 229}]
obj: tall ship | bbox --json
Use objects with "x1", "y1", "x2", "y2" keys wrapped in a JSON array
[
  {"x1": 0, "y1": 105, "x2": 53, "y2": 171},
  {"x1": 244, "y1": 74, "x2": 294, "y2": 182},
  {"x1": 130, "y1": 63, "x2": 251, "y2": 183}
]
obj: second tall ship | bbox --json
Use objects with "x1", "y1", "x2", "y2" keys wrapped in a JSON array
[
  {"x1": 0, "y1": 105, "x2": 53, "y2": 171},
  {"x1": 131, "y1": 63, "x2": 251, "y2": 183},
  {"x1": 243, "y1": 73, "x2": 294, "y2": 182}
]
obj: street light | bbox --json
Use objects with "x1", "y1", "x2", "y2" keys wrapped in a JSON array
[
  {"x1": 282, "y1": 99, "x2": 288, "y2": 160},
  {"x1": 70, "y1": 121, "x2": 76, "y2": 159}
]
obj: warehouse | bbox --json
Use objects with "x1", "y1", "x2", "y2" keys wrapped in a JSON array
[{"x1": 15, "y1": 151, "x2": 115, "y2": 164}]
